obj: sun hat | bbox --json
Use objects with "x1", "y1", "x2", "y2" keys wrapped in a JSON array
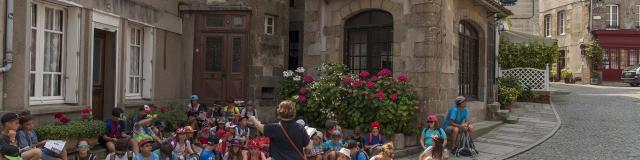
[
  {"x1": 190, "y1": 95, "x2": 199, "y2": 101},
  {"x1": 426, "y1": 115, "x2": 438, "y2": 122},
  {"x1": 371, "y1": 121, "x2": 381, "y2": 129},
  {"x1": 176, "y1": 128, "x2": 187, "y2": 134},
  {"x1": 455, "y1": 96, "x2": 466, "y2": 105},
  {"x1": 184, "y1": 126, "x2": 197, "y2": 133},
  {"x1": 338, "y1": 148, "x2": 352, "y2": 158}
]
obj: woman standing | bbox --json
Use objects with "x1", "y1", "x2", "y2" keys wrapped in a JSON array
[{"x1": 249, "y1": 100, "x2": 310, "y2": 160}]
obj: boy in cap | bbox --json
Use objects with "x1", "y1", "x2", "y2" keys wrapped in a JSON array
[
  {"x1": 134, "y1": 138, "x2": 158, "y2": 160},
  {"x1": 199, "y1": 137, "x2": 219, "y2": 160},
  {"x1": 102, "y1": 108, "x2": 138, "y2": 154},
  {"x1": 443, "y1": 96, "x2": 473, "y2": 148},
  {"x1": 1, "y1": 112, "x2": 39, "y2": 160},
  {"x1": 363, "y1": 122, "x2": 384, "y2": 152},
  {"x1": 324, "y1": 130, "x2": 344, "y2": 151}
]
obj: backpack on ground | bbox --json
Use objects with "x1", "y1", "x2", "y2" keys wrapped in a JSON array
[{"x1": 452, "y1": 130, "x2": 479, "y2": 157}]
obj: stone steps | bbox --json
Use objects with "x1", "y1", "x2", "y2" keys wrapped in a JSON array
[{"x1": 471, "y1": 120, "x2": 503, "y2": 139}]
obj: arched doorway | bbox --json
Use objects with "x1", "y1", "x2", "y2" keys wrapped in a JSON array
[
  {"x1": 344, "y1": 10, "x2": 393, "y2": 74},
  {"x1": 459, "y1": 21, "x2": 480, "y2": 99}
]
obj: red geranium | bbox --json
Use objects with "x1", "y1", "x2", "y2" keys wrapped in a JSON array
[
  {"x1": 59, "y1": 116, "x2": 70, "y2": 125},
  {"x1": 159, "y1": 107, "x2": 167, "y2": 113},
  {"x1": 151, "y1": 104, "x2": 158, "y2": 110},
  {"x1": 389, "y1": 93, "x2": 398, "y2": 101},
  {"x1": 299, "y1": 87, "x2": 309, "y2": 95},
  {"x1": 359, "y1": 71, "x2": 370, "y2": 79},
  {"x1": 366, "y1": 82, "x2": 375, "y2": 88},
  {"x1": 375, "y1": 92, "x2": 386, "y2": 100},
  {"x1": 352, "y1": 80, "x2": 363, "y2": 87},
  {"x1": 377, "y1": 69, "x2": 392, "y2": 77},
  {"x1": 303, "y1": 76, "x2": 314, "y2": 83},
  {"x1": 54, "y1": 112, "x2": 63, "y2": 119},
  {"x1": 398, "y1": 75, "x2": 409, "y2": 82},
  {"x1": 371, "y1": 76, "x2": 380, "y2": 82},
  {"x1": 298, "y1": 95, "x2": 307, "y2": 103},
  {"x1": 81, "y1": 107, "x2": 91, "y2": 119}
]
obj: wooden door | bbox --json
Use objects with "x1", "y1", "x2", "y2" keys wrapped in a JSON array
[
  {"x1": 193, "y1": 34, "x2": 246, "y2": 103},
  {"x1": 603, "y1": 49, "x2": 623, "y2": 81},
  {"x1": 92, "y1": 30, "x2": 106, "y2": 120}
]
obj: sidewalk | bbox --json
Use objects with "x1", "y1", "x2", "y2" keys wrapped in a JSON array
[{"x1": 398, "y1": 102, "x2": 561, "y2": 160}]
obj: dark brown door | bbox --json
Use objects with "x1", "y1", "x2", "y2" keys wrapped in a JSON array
[
  {"x1": 557, "y1": 51, "x2": 566, "y2": 82},
  {"x1": 194, "y1": 34, "x2": 246, "y2": 103},
  {"x1": 92, "y1": 30, "x2": 106, "y2": 120}
]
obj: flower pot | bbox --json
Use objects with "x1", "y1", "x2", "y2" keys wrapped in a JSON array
[
  {"x1": 392, "y1": 133, "x2": 405, "y2": 150},
  {"x1": 405, "y1": 134, "x2": 418, "y2": 147},
  {"x1": 500, "y1": 103, "x2": 512, "y2": 110}
]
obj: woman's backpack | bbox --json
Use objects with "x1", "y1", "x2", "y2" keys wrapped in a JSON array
[{"x1": 452, "y1": 130, "x2": 479, "y2": 157}]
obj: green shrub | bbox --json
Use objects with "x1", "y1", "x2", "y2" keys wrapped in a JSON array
[
  {"x1": 561, "y1": 68, "x2": 573, "y2": 79},
  {"x1": 499, "y1": 40, "x2": 559, "y2": 69},
  {"x1": 497, "y1": 76, "x2": 522, "y2": 91},
  {"x1": 498, "y1": 87, "x2": 520, "y2": 105},
  {"x1": 35, "y1": 120, "x2": 105, "y2": 140},
  {"x1": 550, "y1": 70, "x2": 557, "y2": 79},
  {"x1": 518, "y1": 88, "x2": 535, "y2": 101}
]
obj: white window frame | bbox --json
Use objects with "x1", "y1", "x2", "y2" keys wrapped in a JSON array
[
  {"x1": 29, "y1": 2, "x2": 67, "y2": 104},
  {"x1": 637, "y1": 5, "x2": 640, "y2": 27},
  {"x1": 126, "y1": 25, "x2": 144, "y2": 98},
  {"x1": 558, "y1": 11, "x2": 565, "y2": 35},
  {"x1": 544, "y1": 14, "x2": 551, "y2": 37},
  {"x1": 265, "y1": 15, "x2": 275, "y2": 35},
  {"x1": 607, "y1": 4, "x2": 619, "y2": 28}
]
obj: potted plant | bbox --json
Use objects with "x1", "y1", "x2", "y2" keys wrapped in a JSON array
[
  {"x1": 498, "y1": 86, "x2": 519, "y2": 110},
  {"x1": 35, "y1": 119, "x2": 105, "y2": 151},
  {"x1": 561, "y1": 68, "x2": 573, "y2": 83},
  {"x1": 550, "y1": 70, "x2": 557, "y2": 82},
  {"x1": 591, "y1": 71, "x2": 602, "y2": 85}
]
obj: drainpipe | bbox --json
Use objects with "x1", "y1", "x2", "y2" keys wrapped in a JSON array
[
  {"x1": 0, "y1": 0, "x2": 14, "y2": 73},
  {"x1": 588, "y1": 0, "x2": 593, "y2": 33}
]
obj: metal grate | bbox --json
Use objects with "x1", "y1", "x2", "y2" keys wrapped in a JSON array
[{"x1": 459, "y1": 21, "x2": 479, "y2": 99}]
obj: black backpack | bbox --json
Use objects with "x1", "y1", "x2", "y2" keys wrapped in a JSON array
[{"x1": 452, "y1": 130, "x2": 479, "y2": 157}]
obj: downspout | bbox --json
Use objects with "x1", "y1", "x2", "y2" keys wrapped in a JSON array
[
  {"x1": 589, "y1": 0, "x2": 593, "y2": 33},
  {"x1": 0, "y1": 0, "x2": 14, "y2": 73}
]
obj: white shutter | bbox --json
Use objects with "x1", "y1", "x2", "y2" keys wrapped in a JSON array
[
  {"x1": 141, "y1": 27, "x2": 155, "y2": 99},
  {"x1": 64, "y1": 7, "x2": 81, "y2": 103}
]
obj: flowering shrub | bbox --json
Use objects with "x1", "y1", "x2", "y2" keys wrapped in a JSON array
[{"x1": 279, "y1": 64, "x2": 418, "y2": 135}]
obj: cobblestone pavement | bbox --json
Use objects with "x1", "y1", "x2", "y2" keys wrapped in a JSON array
[
  {"x1": 398, "y1": 102, "x2": 558, "y2": 160},
  {"x1": 511, "y1": 83, "x2": 640, "y2": 160}
]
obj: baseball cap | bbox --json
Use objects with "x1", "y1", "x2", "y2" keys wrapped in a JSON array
[
  {"x1": 139, "y1": 138, "x2": 154, "y2": 146},
  {"x1": 455, "y1": 96, "x2": 466, "y2": 105},
  {"x1": 1, "y1": 113, "x2": 19, "y2": 124},
  {"x1": 371, "y1": 121, "x2": 381, "y2": 128},
  {"x1": 426, "y1": 115, "x2": 438, "y2": 122},
  {"x1": 207, "y1": 137, "x2": 220, "y2": 145},
  {"x1": 190, "y1": 95, "x2": 199, "y2": 101}
]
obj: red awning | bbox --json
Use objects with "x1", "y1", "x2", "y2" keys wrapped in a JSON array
[{"x1": 592, "y1": 30, "x2": 640, "y2": 49}]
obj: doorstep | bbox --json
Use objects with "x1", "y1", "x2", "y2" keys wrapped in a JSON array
[{"x1": 470, "y1": 120, "x2": 503, "y2": 139}]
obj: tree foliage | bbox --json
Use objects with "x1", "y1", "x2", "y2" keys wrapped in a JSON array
[{"x1": 498, "y1": 40, "x2": 559, "y2": 69}]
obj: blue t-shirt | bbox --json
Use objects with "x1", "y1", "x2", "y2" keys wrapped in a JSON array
[
  {"x1": 152, "y1": 150, "x2": 179, "y2": 160},
  {"x1": 362, "y1": 134, "x2": 384, "y2": 146},
  {"x1": 443, "y1": 105, "x2": 469, "y2": 127},
  {"x1": 199, "y1": 150, "x2": 216, "y2": 160},
  {"x1": 323, "y1": 140, "x2": 343, "y2": 151},
  {"x1": 134, "y1": 153, "x2": 159, "y2": 160},
  {"x1": 421, "y1": 128, "x2": 447, "y2": 147},
  {"x1": 352, "y1": 150, "x2": 368, "y2": 160}
]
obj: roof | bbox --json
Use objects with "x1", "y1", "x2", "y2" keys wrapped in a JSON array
[
  {"x1": 476, "y1": 0, "x2": 514, "y2": 17},
  {"x1": 500, "y1": 30, "x2": 556, "y2": 45}
]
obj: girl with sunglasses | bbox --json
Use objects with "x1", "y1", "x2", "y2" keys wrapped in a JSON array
[
  {"x1": 72, "y1": 140, "x2": 96, "y2": 160},
  {"x1": 420, "y1": 115, "x2": 448, "y2": 150}
]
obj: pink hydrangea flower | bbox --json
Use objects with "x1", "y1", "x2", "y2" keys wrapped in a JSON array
[
  {"x1": 359, "y1": 71, "x2": 371, "y2": 79},
  {"x1": 352, "y1": 80, "x2": 363, "y2": 87},
  {"x1": 299, "y1": 87, "x2": 309, "y2": 95},
  {"x1": 298, "y1": 95, "x2": 307, "y2": 103},
  {"x1": 375, "y1": 92, "x2": 386, "y2": 100},
  {"x1": 366, "y1": 82, "x2": 375, "y2": 88},
  {"x1": 343, "y1": 76, "x2": 353, "y2": 84},
  {"x1": 377, "y1": 69, "x2": 392, "y2": 77},
  {"x1": 389, "y1": 93, "x2": 398, "y2": 101},
  {"x1": 371, "y1": 76, "x2": 380, "y2": 82},
  {"x1": 398, "y1": 75, "x2": 409, "y2": 82},
  {"x1": 303, "y1": 76, "x2": 314, "y2": 83}
]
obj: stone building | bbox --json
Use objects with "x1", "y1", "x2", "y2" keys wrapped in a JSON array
[
  {"x1": 505, "y1": 0, "x2": 541, "y2": 35},
  {"x1": 591, "y1": 0, "x2": 640, "y2": 81},
  {"x1": 0, "y1": 0, "x2": 289, "y2": 123},
  {"x1": 538, "y1": 0, "x2": 591, "y2": 82},
  {"x1": 300, "y1": 0, "x2": 511, "y2": 122}
]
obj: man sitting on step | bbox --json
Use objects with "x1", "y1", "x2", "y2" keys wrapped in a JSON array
[{"x1": 443, "y1": 96, "x2": 474, "y2": 148}]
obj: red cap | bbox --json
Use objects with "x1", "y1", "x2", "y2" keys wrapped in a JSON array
[
  {"x1": 426, "y1": 115, "x2": 438, "y2": 122},
  {"x1": 371, "y1": 121, "x2": 381, "y2": 128}
]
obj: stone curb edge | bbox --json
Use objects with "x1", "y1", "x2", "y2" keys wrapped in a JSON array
[{"x1": 495, "y1": 97, "x2": 563, "y2": 160}]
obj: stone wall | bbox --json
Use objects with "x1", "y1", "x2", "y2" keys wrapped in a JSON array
[
  {"x1": 539, "y1": 0, "x2": 591, "y2": 82},
  {"x1": 505, "y1": 0, "x2": 541, "y2": 35},
  {"x1": 592, "y1": 0, "x2": 640, "y2": 30},
  {"x1": 303, "y1": 0, "x2": 498, "y2": 124},
  {"x1": 179, "y1": 0, "x2": 290, "y2": 122}
]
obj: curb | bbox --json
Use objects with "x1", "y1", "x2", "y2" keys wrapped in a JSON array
[{"x1": 495, "y1": 95, "x2": 563, "y2": 160}]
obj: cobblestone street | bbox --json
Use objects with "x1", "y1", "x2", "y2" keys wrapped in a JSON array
[{"x1": 512, "y1": 83, "x2": 640, "y2": 159}]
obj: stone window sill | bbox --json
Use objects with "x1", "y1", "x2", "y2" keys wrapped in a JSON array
[{"x1": 28, "y1": 104, "x2": 84, "y2": 116}]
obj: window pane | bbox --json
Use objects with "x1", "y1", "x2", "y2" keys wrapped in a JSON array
[
  {"x1": 44, "y1": 32, "x2": 62, "y2": 72},
  {"x1": 631, "y1": 50, "x2": 638, "y2": 65},
  {"x1": 136, "y1": 29, "x2": 142, "y2": 45},
  {"x1": 130, "y1": 46, "x2": 141, "y2": 75},
  {"x1": 233, "y1": 16, "x2": 244, "y2": 28},
  {"x1": 129, "y1": 77, "x2": 135, "y2": 94},
  {"x1": 29, "y1": 74, "x2": 35, "y2": 97},
  {"x1": 31, "y1": 29, "x2": 36, "y2": 71},
  {"x1": 31, "y1": 4, "x2": 37, "y2": 27},
  {"x1": 267, "y1": 17, "x2": 274, "y2": 25},
  {"x1": 131, "y1": 28, "x2": 135, "y2": 44},
  {"x1": 55, "y1": 10, "x2": 63, "y2": 31},
  {"x1": 232, "y1": 37, "x2": 242, "y2": 72},
  {"x1": 43, "y1": 74, "x2": 51, "y2": 96},
  {"x1": 206, "y1": 15, "x2": 224, "y2": 27},
  {"x1": 267, "y1": 26, "x2": 273, "y2": 34},
  {"x1": 53, "y1": 75, "x2": 61, "y2": 96},
  {"x1": 135, "y1": 78, "x2": 140, "y2": 93},
  {"x1": 206, "y1": 37, "x2": 223, "y2": 72},
  {"x1": 45, "y1": 8, "x2": 53, "y2": 30}
]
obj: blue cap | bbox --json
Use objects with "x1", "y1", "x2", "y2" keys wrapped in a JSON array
[{"x1": 190, "y1": 95, "x2": 199, "y2": 100}]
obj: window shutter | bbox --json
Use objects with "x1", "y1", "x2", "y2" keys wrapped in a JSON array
[
  {"x1": 142, "y1": 27, "x2": 155, "y2": 99},
  {"x1": 64, "y1": 7, "x2": 81, "y2": 103}
]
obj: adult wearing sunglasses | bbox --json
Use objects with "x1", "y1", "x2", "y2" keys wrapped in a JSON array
[{"x1": 72, "y1": 140, "x2": 96, "y2": 160}]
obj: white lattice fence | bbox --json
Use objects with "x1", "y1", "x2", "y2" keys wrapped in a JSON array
[{"x1": 499, "y1": 66, "x2": 549, "y2": 91}]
